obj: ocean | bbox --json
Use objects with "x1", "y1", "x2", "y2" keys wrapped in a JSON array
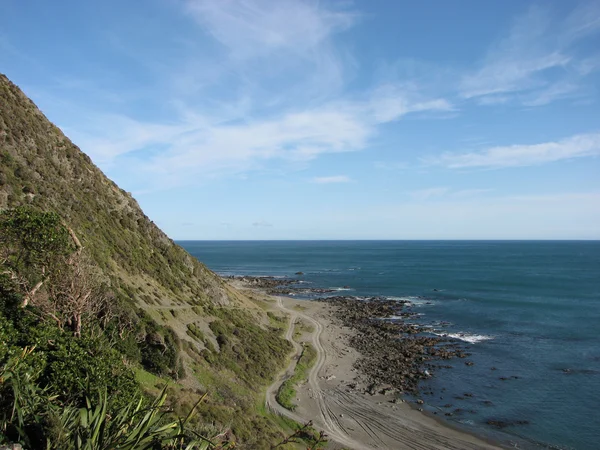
[{"x1": 179, "y1": 240, "x2": 600, "y2": 450}]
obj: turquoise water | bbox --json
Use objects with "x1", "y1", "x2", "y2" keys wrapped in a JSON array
[{"x1": 179, "y1": 241, "x2": 600, "y2": 449}]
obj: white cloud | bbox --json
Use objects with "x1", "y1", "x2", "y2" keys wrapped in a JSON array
[
  {"x1": 561, "y1": 1, "x2": 600, "y2": 43},
  {"x1": 460, "y1": 4, "x2": 600, "y2": 105},
  {"x1": 311, "y1": 175, "x2": 351, "y2": 184},
  {"x1": 429, "y1": 132, "x2": 600, "y2": 169},
  {"x1": 182, "y1": 0, "x2": 357, "y2": 99},
  {"x1": 252, "y1": 220, "x2": 273, "y2": 227},
  {"x1": 576, "y1": 54, "x2": 600, "y2": 76},
  {"x1": 68, "y1": 83, "x2": 450, "y2": 189},
  {"x1": 522, "y1": 82, "x2": 579, "y2": 106},
  {"x1": 185, "y1": 0, "x2": 356, "y2": 60},
  {"x1": 460, "y1": 6, "x2": 570, "y2": 99},
  {"x1": 53, "y1": 1, "x2": 451, "y2": 190},
  {"x1": 368, "y1": 84, "x2": 454, "y2": 122}
]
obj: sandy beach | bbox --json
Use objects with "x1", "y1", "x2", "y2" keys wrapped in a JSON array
[{"x1": 232, "y1": 279, "x2": 504, "y2": 449}]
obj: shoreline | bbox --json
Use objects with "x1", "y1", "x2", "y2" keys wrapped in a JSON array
[{"x1": 229, "y1": 277, "x2": 506, "y2": 449}]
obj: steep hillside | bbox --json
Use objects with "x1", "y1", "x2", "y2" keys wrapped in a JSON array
[
  {"x1": 0, "y1": 74, "x2": 293, "y2": 447},
  {"x1": 0, "y1": 73, "x2": 228, "y2": 307}
]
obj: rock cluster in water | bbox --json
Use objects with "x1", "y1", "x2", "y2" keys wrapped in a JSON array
[{"x1": 318, "y1": 296, "x2": 469, "y2": 394}]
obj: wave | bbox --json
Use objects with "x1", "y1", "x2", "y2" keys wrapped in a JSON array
[
  {"x1": 384, "y1": 313, "x2": 424, "y2": 320},
  {"x1": 432, "y1": 331, "x2": 494, "y2": 344},
  {"x1": 330, "y1": 287, "x2": 354, "y2": 291},
  {"x1": 385, "y1": 296, "x2": 437, "y2": 307},
  {"x1": 385, "y1": 295, "x2": 420, "y2": 302}
]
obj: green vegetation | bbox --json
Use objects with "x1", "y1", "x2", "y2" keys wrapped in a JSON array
[
  {"x1": 0, "y1": 74, "x2": 306, "y2": 448},
  {"x1": 276, "y1": 345, "x2": 318, "y2": 411},
  {"x1": 0, "y1": 209, "x2": 228, "y2": 448},
  {"x1": 1, "y1": 350, "x2": 224, "y2": 449},
  {"x1": 0, "y1": 73, "x2": 225, "y2": 311},
  {"x1": 293, "y1": 319, "x2": 314, "y2": 341}
]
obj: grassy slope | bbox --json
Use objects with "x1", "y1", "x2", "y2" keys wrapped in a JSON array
[{"x1": 0, "y1": 74, "x2": 295, "y2": 448}]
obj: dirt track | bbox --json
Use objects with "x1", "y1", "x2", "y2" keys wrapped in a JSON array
[{"x1": 265, "y1": 296, "x2": 504, "y2": 450}]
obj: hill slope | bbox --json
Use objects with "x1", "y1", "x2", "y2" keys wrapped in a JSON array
[{"x1": 0, "y1": 73, "x2": 293, "y2": 447}]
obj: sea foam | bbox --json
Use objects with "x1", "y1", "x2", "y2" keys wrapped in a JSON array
[{"x1": 432, "y1": 331, "x2": 494, "y2": 344}]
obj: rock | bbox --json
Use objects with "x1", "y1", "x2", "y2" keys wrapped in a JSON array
[
  {"x1": 486, "y1": 419, "x2": 530, "y2": 429},
  {"x1": 310, "y1": 295, "x2": 469, "y2": 397},
  {"x1": 295, "y1": 272, "x2": 304, "y2": 275}
]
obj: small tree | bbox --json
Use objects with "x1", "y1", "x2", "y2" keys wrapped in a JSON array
[
  {"x1": 44, "y1": 251, "x2": 109, "y2": 337},
  {"x1": 0, "y1": 206, "x2": 73, "y2": 307},
  {"x1": 0, "y1": 206, "x2": 107, "y2": 336}
]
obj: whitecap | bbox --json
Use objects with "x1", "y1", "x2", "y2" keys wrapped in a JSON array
[
  {"x1": 432, "y1": 331, "x2": 494, "y2": 344},
  {"x1": 385, "y1": 295, "x2": 420, "y2": 302},
  {"x1": 399, "y1": 297, "x2": 437, "y2": 307}
]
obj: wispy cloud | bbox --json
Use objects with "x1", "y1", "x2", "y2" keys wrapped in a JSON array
[
  {"x1": 182, "y1": 0, "x2": 357, "y2": 99},
  {"x1": 54, "y1": 0, "x2": 452, "y2": 190},
  {"x1": 522, "y1": 82, "x2": 579, "y2": 106},
  {"x1": 428, "y1": 132, "x2": 600, "y2": 169},
  {"x1": 70, "y1": 85, "x2": 450, "y2": 188},
  {"x1": 460, "y1": 6, "x2": 568, "y2": 99},
  {"x1": 311, "y1": 175, "x2": 351, "y2": 184},
  {"x1": 252, "y1": 220, "x2": 273, "y2": 227},
  {"x1": 460, "y1": 3, "x2": 600, "y2": 105},
  {"x1": 561, "y1": 1, "x2": 600, "y2": 43},
  {"x1": 185, "y1": 0, "x2": 356, "y2": 60},
  {"x1": 367, "y1": 84, "x2": 454, "y2": 122}
]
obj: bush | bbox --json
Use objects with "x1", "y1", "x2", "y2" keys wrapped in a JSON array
[
  {"x1": 0, "y1": 307, "x2": 140, "y2": 413},
  {"x1": 0, "y1": 351, "x2": 229, "y2": 449}
]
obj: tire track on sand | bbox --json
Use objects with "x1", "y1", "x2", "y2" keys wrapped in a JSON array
[
  {"x1": 265, "y1": 297, "x2": 501, "y2": 450},
  {"x1": 265, "y1": 297, "x2": 367, "y2": 450}
]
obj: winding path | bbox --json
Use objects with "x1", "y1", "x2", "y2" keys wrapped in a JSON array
[
  {"x1": 265, "y1": 297, "x2": 503, "y2": 450},
  {"x1": 265, "y1": 297, "x2": 367, "y2": 449}
]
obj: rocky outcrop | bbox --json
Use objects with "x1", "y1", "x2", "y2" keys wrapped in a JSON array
[{"x1": 320, "y1": 296, "x2": 469, "y2": 394}]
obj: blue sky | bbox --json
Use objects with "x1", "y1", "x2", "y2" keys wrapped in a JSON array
[{"x1": 1, "y1": 0, "x2": 599, "y2": 239}]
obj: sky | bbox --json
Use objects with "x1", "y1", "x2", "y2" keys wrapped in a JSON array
[{"x1": 1, "y1": 0, "x2": 599, "y2": 240}]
